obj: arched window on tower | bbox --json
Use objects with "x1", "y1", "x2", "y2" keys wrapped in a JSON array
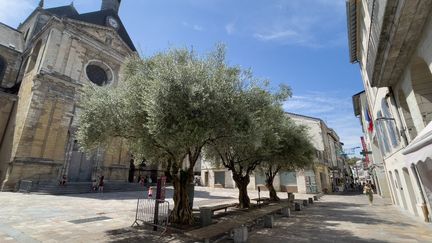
[
  {"x1": 0, "y1": 56, "x2": 6, "y2": 84},
  {"x1": 26, "y1": 40, "x2": 42, "y2": 73}
]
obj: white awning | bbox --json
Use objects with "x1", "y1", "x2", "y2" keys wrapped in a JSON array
[{"x1": 402, "y1": 121, "x2": 432, "y2": 166}]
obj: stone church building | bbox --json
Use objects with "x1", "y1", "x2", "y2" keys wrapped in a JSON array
[{"x1": 0, "y1": 0, "x2": 136, "y2": 191}]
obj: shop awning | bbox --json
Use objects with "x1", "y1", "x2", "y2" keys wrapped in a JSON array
[{"x1": 402, "y1": 121, "x2": 432, "y2": 166}]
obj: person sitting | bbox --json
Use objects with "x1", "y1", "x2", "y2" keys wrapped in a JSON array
[
  {"x1": 59, "y1": 175, "x2": 67, "y2": 186},
  {"x1": 92, "y1": 179, "x2": 98, "y2": 191}
]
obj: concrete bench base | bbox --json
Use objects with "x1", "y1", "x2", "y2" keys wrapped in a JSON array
[
  {"x1": 281, "y1": 207, "x2": 291, "y2": 217},
  {"x1": 233, "y1": 226, "x2": 248, "y2": 243},
  {"x1": 264, "y1": 215, "x2": 274, "y2": 228}
]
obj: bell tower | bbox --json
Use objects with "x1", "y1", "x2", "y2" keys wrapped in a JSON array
[{"x1": 101, "y1": 0, "x2": 121, "y2": 13}]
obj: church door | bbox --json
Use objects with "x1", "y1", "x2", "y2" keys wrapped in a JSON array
[{"x1": 67, "y1": 141, "x2": 95, "y2": 182}]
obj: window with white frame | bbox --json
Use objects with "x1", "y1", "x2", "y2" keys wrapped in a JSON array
[
  {"x1": 381, "y1": 98, "x2": 400, "y2": 147},
  {"x1": 376, "y1": 111, "x2": 391, "y2": 155}
]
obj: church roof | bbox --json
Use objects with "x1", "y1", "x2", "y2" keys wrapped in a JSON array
[
  {"x1": 73, "y1": 9, "x2": 136, "y2": 52},
  {"x1": 44, "y1": 5, "x2": 79, "y2": 18},
  {"x1": 44, "y1": 5, "x2": 136, "y2": 52}
]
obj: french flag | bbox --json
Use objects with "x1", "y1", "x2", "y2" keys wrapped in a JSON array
[{"x1": 365, "y1": 108, "x2": 373, "y2": 133}]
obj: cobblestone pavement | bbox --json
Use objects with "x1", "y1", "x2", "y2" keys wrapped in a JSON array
[
  {"x1": 247, "y1": 193, "x2": 432, "y2": 243},
  {"x1": 0, "y1": 186, "x2": 284, "y2": 242},
  {"x1": 1, "y1": 188, "x2": 431, "y2": 242}
]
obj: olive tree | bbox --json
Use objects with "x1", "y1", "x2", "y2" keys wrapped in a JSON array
[
  {"x1": 77, "y1": 46, "x2": 252, "y2": 225},
  {"x1": 205, "y1": 83, "x2": 291, "y2": 208},
  {"x1": 258, "y1": 120, "x2": 314, "y2": 201}
]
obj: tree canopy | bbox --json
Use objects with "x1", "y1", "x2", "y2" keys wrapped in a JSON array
[{"x1": 77, "y1": 44, "x2": 314, "y2": 223}]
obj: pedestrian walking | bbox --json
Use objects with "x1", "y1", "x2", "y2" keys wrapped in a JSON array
[
  {"x1": 98, "y1": 175, "x2": 104, "y2": 193},
  {"x1": 148, "y1": 186, "x2": 153, "y2": 198},
  {"x1": 363, "y1": 182, "x2": 374, "y2": 205}
]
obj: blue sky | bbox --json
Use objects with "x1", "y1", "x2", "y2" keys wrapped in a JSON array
[{"x1": 0, "y1": 0, "x2": 364, "y2": 155}]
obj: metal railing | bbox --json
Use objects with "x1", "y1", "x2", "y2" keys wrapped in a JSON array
[{"x1": 132, "y1": 198, "x2": 170, "y2": 231}]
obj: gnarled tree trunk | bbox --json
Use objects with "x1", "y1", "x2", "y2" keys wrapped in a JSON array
[
  {"x1": 232, "y1": 173, "x2": 251, "y2": 208},
  {"x1": 265, "y1": 177, "x2": 280, "y2": 201},
  {"x1": 264, "y1": 165, "x2": 281, "y2": 201},
  {"x1": 170, "y1": 169, "x2": 194, "y2": 225},
  {"x1": 169, "y1": 148, "x2": 201, "y2": 225}
]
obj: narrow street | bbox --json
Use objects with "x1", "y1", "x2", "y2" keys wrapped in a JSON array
[{"x1": 247, "y1": 194, "x2": 432, "y2": 243}]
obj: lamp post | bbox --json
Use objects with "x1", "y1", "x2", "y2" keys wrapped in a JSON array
[{"x1": 343, "y1": 146, "x2": 361, "y2": 184}]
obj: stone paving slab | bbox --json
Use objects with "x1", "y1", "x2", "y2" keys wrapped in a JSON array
[
  {"x1": 2, "y1": 188, "x2": 428, "y2": 242},
  {"x1": 0, "y1": 187, "x2": 285, "y2": 242},
  {"x1": 244, "y1": 194, "x2": 432, "y2": 243}
]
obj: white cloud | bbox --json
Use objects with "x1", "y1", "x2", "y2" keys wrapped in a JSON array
[
  {"x1": 193, "y1": 24, "x2": 203, "y2": 31},
  {"x1": 225, "y1": 21, "x2": 235, "y2": 35},
  {"x1": 249, "y1": 0, "x2": 345, "y2": 48},
  {"x1": 0, "y1": 0, "x2": 34, "y2": 27},
  {"x1": 182, "y1": 21, "x2": 204, "y2": 31},
  {"x1": 254, "y1": 30, "x2": 300, "y2": 41},
  {"x1": 284, "y1": 91, "x2": 363, "y2": 151}
]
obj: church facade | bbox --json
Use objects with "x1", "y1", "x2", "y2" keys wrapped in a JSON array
[{"x1": 0, "y1": 0, "x2": 135, "y2": 191}]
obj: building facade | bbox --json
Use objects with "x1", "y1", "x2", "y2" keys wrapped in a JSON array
[
  {"x1": 200, "y1": 112, "x2": 348, "y2": 194},
  {"x1": 352, "y1": 91, "x2": 391, "y2": 198},
  {"x1": 0, "y1": 0, "x2": 136, "y2": 191},
  {"x1": 347, "y1": 0, "x2": 432, "y2": 222}
]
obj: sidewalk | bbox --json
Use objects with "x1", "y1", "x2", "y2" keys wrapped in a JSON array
[{"x1": 246, "y1": 193, "x2": 432, "y2": 243}]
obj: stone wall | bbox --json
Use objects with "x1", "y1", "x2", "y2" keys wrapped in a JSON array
[
  {"x1": 0, "y1": 46, "x2": 21, "y2": 89},
  {"x1": 1, "y1": 17, "x2": 134, "y2": 189},
  {"x1": 0, "y1": 92, "x2": 17, "y2": 181}
]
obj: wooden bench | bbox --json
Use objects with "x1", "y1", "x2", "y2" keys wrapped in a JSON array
[
  {"x1": 187, "y1": 202, "x2": 290, "y2": 242},
  {"x1": 199, "y1": 203, "x2": 237, "y2": 226},
  {"x1": 251, "y1": 197, "x2": 270, "y2": 206}
]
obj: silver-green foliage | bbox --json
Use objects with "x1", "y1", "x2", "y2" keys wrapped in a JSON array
[{"x1": 77, "y1": 45, "x2": 267, "y2": 223}]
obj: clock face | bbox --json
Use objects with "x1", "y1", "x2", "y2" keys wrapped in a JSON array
[{"x1": 107, "y1": 16, "x2": 119, "y2": 29}]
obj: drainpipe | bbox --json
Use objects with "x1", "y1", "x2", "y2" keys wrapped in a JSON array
[{"x1": 411, "y1": 164, "x2": 430, "y2": 222}]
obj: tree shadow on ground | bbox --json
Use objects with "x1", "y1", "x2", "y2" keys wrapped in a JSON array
[
  {"x1": 243, "y1": 198, "x2": 413, "y2": 243},
  {"x1": 105, "y1": 226, "x2": 189, "y2": 243},
  {"x1": 102, "y1": 194, "x2": 415, "y2": 243},
  {"x1": 60, "y1": 187, "x2": 235, "y2": 201}
]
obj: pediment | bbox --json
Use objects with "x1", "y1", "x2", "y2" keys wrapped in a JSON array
[{"x1": 65, "y1": 19, "x2": 133, "y2": 55}]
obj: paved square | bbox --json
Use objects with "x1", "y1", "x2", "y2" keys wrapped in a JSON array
[{"x1": 1, "y1": 188, "x2": 431, "y2": 242}]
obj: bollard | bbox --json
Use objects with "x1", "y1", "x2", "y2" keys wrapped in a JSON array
[
  {"x1": 200, "y1": 207, "x2": 213, "y2": 226},
  {"x1": 313, "y1": 195, "x2": 318, "y2": 201},
  {"x1": 295, "y1": 202, "x2": 301, "y2": 211},
  {"x1": 288, "y1": 192, "x2": 295, "y2": 204},
  {"x1": 264, "y1": 215, "x2": 274, "y2": 228},
  {"x1": 302, "y1": 199, "x2": 308, "y2": 206},
  {"x1": 308, "y1": 197, "x2": 313, "y2": 204},
  {"x1": 281, "y1": 207, "x2": 291, "y2": 217},
  {"x1": 233, "y1": 226, "x2": 248, "y2": 243}
]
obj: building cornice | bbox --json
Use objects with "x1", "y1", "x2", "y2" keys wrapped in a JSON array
[
  {"x1": 346, "y1": 0, "x2": 359, "y2": 63},
  {"x1": 370, "y1": 0, "x2": 432, "y2": 87}
]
